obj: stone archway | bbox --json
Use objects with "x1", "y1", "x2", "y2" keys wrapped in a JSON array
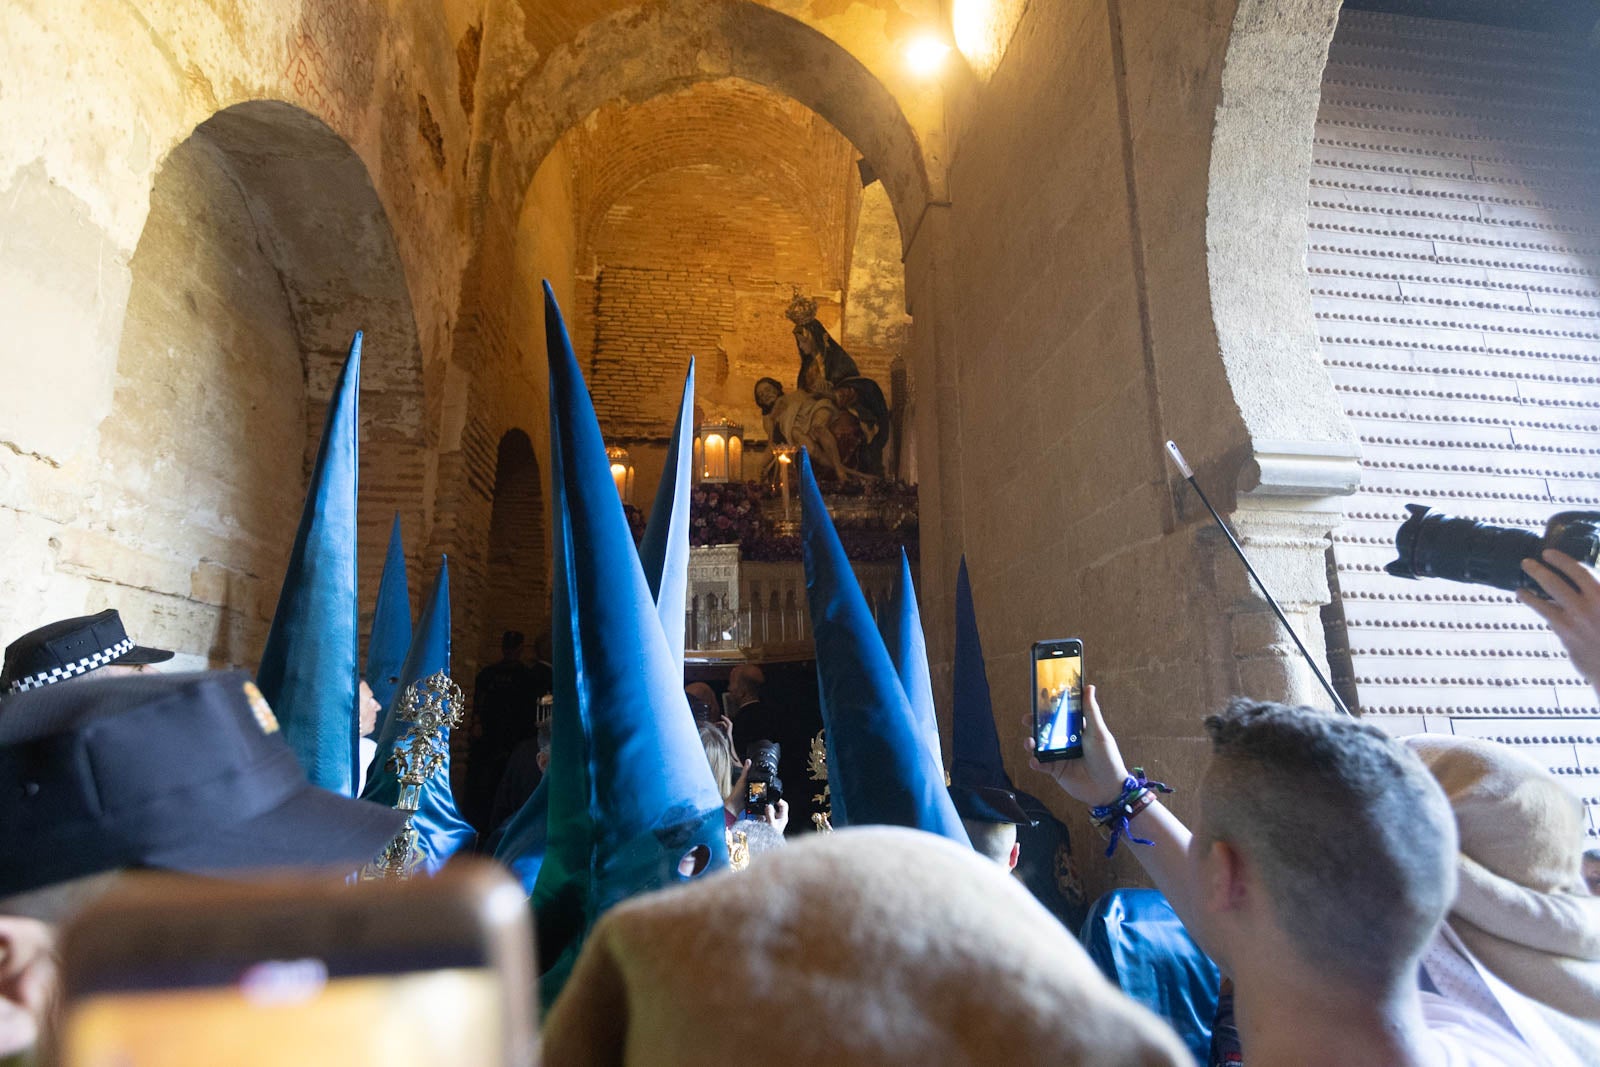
[
  {"x1": 500, "y1": 0, "x2": 937, "y2": 250},
  {"x1": 1205, "y1": 0, "x2": 1355, "y2": 475},
  {"x1": 102, "y1": 100, "x2": 427, "y2": 666}
]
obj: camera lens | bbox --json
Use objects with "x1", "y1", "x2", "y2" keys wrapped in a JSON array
[{"x1": 1386, "y1": 505, "x2": 1600, "y2": 595}]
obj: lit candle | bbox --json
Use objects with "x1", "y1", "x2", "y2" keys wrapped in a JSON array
[
  {"x1": 777, "y1": 449, "x2": 792, "y2": 519},
  {"x1": 610, "y1": 462, "x2": 628, "y2": 501},
  {"x1": 705, "y1": 433, "x2": 726, "y2": 480}
]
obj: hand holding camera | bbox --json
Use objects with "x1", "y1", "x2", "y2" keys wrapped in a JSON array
[{"x1": 1520, "y1": 549, "x2": 1600, "y2": 694}]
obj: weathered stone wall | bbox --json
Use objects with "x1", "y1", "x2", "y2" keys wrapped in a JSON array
[
  {"x1": 0, "y1": 0, "x2": 483, "y2": 670},
  {"x1": 912, "y1": 0, "x2": 1359, "y2": 895}
]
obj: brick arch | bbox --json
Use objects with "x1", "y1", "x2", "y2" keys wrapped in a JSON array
[
  {"x1": 501, "y1": 0, "x2": 935, "y2": 252},
  {"x1": 102, "y1": 100, "x2": 428, "y2": 665}
]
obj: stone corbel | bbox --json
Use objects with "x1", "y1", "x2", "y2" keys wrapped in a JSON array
[{"x1": 1235, "y1": 438, "x2": 1361, "y2": 509}]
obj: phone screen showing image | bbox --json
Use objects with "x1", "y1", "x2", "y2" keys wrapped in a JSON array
[{"x1": 1033, "y1": 640, "x2": 1084, "y2": 761}]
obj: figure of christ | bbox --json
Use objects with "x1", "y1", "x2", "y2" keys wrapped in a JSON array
[{"x1": 754, "y1": 377, "x2": 862, "y2": 483}]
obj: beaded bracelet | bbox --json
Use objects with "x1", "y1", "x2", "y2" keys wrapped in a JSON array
[{"x1": 1089, "y1": 768, "x2": 1173, "y2": 857}]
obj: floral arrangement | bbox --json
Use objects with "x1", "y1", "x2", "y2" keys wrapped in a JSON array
[
  {"x1": 689, "y1": 481, "x2": 764, "y2": 548},
  {"x1": 689, "y1": 480, "x2": 918, "y2": 562}
]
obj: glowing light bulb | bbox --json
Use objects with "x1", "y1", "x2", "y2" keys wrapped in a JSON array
[{"x1": 904, "y1": 34, "x2": 951, "y2": 76}]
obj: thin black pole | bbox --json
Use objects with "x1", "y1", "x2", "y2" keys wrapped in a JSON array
[{"x1": 1165, "y1": 442, "x2": 1352, "y2": 717}]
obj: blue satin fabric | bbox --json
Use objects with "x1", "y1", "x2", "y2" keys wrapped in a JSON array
[
  {"x1": 366, "y1": 513, "x2": 412, "y2": 736},
  {"x1": 360, "y1": 559, "x2": 477, "y2": 870},
  {"x1": 878, "y1": 548, "x2": 945, "y2": 778},
  {"x1": 532, "y1": 283, "x2": 727, "y2": 1007},
  {"x1": 493, "y1": 777, "x2": 549, "y2": 894},
  {"x1": 799, "y1": 452, "x2": 968, "y2": 844},
  {"x1": 949, "y1": 556, "x2": 1013, "y2": 794},
  {"x1": 637, "y1": 360, "x2": 694, "y2": 668},
  {"x1": 1080, "y1": 888, "x2": 1220, "y2": 1066},
  {"x1": 256, "y1": 333, "x2": 361, "y2": 797}
]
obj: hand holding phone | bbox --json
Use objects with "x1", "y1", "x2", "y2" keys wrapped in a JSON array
[
  {"x1": 1026, "y1": 684, "x2": 1134, "y2": 807},
  {"x1": 1031, "y1": 639, "x2": 1084, "y2": 762}
]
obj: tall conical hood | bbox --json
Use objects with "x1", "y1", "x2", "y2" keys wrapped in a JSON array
[
  {"x1": 637, "y1": 360, "x2": 695, "y2": 667},
  {"x1": 878, "y1": 547, "x2": 944, "y2": 777},
  {"x1": 532, "y1": 283, "x2": 727, "y2": 1001},
  {"x1": 799, "y1": 451, "x2": 967, "y2": 844},
  {"x1": 951, "y1": 556, "x2": 1013, "y2": 792},
  {"x1": 948, "y1": 556, "x2": 1033, "y2": 826},
  {"x1": 256, "y1": 332, "x2": 361, "y2": 797},
  {"x1": 366, "y1": 512, "x2": 413, "y2": 734},
  {"x1": 360, "y1": 558, "x2": 476, "y2": 870}
]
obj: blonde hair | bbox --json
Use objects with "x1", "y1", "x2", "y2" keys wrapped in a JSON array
[{"x1": 699, "y1": 722, "x2": 734, "y2": 800}]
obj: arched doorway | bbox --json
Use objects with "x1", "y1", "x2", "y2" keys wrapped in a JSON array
[
  {"x1": 104, "y1": 101, "x2": 427, "y2": 667},
  {"x1": 481, "y1": 429, "x2": 548, "y2": 667}
]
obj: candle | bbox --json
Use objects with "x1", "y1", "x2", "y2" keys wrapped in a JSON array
[
  {"x1": 704, "y1": 433, "x2": 726, "y2": 480},
  {"x1": 777, "y1": 450, "x2": 792, "y2": 518}
]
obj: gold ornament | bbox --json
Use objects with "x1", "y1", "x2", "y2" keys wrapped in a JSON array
[
  {"x1": 784, "y1": 289, "x2": 819, "y2": 326},
  {"x1": 362, "y1": 669, "x2": 465, "y2": 880},
  {"x1": 727, "y1": 828, "x2": 751, "y2": 872}
]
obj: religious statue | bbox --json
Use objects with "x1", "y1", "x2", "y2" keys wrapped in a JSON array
[
  {"x1": 782, "y1": 293, "x2": 892, "y2": 478},
  {"x1": 755, "y1": 377, "x2": 860, "y2": 483}
]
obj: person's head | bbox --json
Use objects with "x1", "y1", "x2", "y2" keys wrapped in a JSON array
[
  {"x1": 539, "y1": 828, "x2": 1190, "y2": 1064},
  {"x1": 792, "y1": 321, "x2": 818, "y2": 356},
  {"x1": 754, "y1": 377, "x2": 783, "y2": 414},
  {"x1": 684, "y1": 683, "x2": 717, "y2": 724},
  {"x1": 727, "y1": 664, "x2": 764, "y2": 707},
  {"x1": 536, "y1": 719, "x2": 553, "y2": 775},
  {"x1": 358, "y1": 679, "x2": 381, "y2": 737},
  {"x1": 1585, "y1": 849, "x2": 1600, "y2": 897},
  {"x1": 1191, "y1": 699, "x2": 1456, "y2": 990},
  {"x1": 501, "y1": 630, "x2": 526, "y2": 661},
  {"x1": 962, "y1": 818, "x2": 1019, "y2": 872},
  {"x1": 2, "y1": 609, "x2": 175, "y2": 697},
  {"x1": 699, "y1": 722, "x2": 734, "y2": 801}
]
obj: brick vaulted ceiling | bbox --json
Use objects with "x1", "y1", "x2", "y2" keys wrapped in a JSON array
[{"x1": 566, "y1": 80, "x2": 861, "y2": 287}]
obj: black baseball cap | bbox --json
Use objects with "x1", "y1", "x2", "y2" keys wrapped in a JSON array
[
  {"x1": 0, "y1": 671, "x2": 407, "y2": 896},
  {"x1": 949, "y1": 784, "x2": 1037, "y2": 826},
  {"x1": 1, "y1": 609, "x2": 176, "y2": 695}
]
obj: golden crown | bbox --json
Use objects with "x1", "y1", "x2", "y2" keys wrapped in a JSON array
[{"x1": 784, "y1": 290, "x2": 819, "y2": 326}]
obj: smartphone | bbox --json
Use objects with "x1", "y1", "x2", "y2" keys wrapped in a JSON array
[
  {"x1": 1032, "y1": 638, "x2": 1085, "y2": 762},
  {"x1": 56, "y1": 859, "x2": 537, "y2": 1067}
]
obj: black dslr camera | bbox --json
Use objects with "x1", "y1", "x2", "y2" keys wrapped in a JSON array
[
  {"x1": 743, "y1": 740, "x2": 784, "y2": 817},
  {"x1": 1385, "y1": 505, "x2": 1600, "y2": 595}
]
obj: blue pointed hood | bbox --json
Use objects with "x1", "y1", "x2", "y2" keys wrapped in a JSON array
[
  {"x1": 360, "y1": 558, "x2": 476, "y2": 869},
  {"x1": 948, "y1": 556, "x2": 1033, "y2": 826},
  {"x1": 532, "y1": 283, "x2": 727, "y2": 998},
  {"x1": 366, "y1": 513, "x2": 413, "y2": 733},
  {"x1": 256, "y1": 332, "x2": 361, "y2": 797},
  {"x1": 878, "y1": 547, "x2": 944, "y2": 778},
  {"x1": 637, "y1": 360, "x2": 695, "y2": 667},
  {"x1": 799, "y1": 451, "x2": 967, "y2": 844}
]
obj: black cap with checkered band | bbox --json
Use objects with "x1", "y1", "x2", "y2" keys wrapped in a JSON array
[{"x1": 1, "y1": 609, "x2": 175, "y2": 696}]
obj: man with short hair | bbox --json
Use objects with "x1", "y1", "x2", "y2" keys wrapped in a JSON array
[
  {"x1": 1, "y1": 609, "x2": 174, "y2": 697},
  {"x1": 1033, "y1": 688, "x2": 1539, "y2": 1065}
]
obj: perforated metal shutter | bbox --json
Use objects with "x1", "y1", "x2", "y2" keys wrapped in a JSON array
[{"x1": 1313, "y1": 9, "x2": 1600, "y2": 843}]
